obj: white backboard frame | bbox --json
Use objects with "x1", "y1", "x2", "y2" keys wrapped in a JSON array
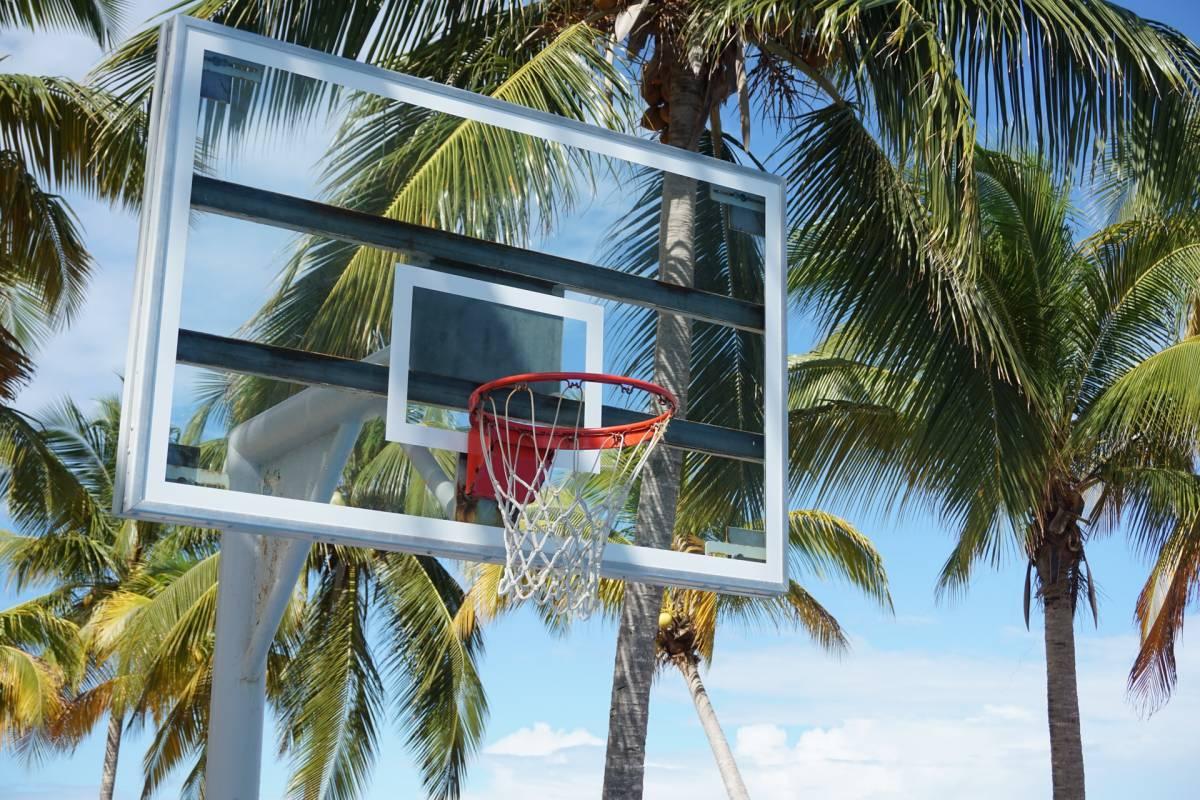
[
  {"x1": 115, "y1": 16, "x2": 789, "y2": 596},
  {"x1": 386, "y1": 265, "x2": 604, "y2": 452}
]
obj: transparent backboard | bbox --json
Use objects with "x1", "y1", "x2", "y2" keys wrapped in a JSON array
[{"x1": 116, "y1": 17, "x2": 788, "y2": 595}]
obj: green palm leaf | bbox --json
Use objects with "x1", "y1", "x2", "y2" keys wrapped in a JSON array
[
  {"x1": 0, "y1": 150, "x2": 91, "y2": 323},
  {"x1": 0, "y1": 0, "x2": 122, "y2": 43},
  {"x1": 0, "y1": 406, "x2": 110, "y2": 552},
  {"x1": 373, "y1": 553, "x2": 486, "y2": 800},
  {"x1": 255, "y1": 18, "x2": 628, "y2": 361},
  {"x1": 788, "y1": 510, "x2": 891, "y2": 611},
  {"x1": 1080, "y1": 337, "x2": 1200, "y2": 454},
  {"x1": 1075, "y1": 216, "x2": 1200, "y2": 408},
  {"x1": 279, "y1": 553, "x2": 383, "y2": 800},
  {"x1": 0, "y1": 75, "x2": 145, "y2": 207},
  {"x1": 0, "y1": 599, "x2": 83, "y2": 747}
]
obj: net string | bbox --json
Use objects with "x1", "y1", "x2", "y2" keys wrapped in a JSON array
[{"x1": 476, "y1": 379, "x2": 670, "y2": 619}]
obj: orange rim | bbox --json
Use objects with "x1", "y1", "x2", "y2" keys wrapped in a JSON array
[{"x1": 468, "y1": 371, "x2": 676, "y2": 450}]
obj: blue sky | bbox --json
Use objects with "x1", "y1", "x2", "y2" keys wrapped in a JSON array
[{"x1": 3, "y1": 2, "x2": 1200, "y2": 798}]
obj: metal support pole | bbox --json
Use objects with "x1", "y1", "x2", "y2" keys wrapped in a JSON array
[
  {"x1": 205, "y1": 402, "x2": 374, "y2": 798},
  {"x1": 201, "y1": 350, "x2": 459, "y2": 798},
  {"x1": 206, "y1": 531, "x2": 307, "y2": 800}
]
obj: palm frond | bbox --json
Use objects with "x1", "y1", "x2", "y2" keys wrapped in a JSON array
[
  {"x1": 701, "y1": 0, "x2": 1200, "y2": 174},
  {"x1": 1089, "y1": 466, "x2": 1200, "y2": 558},
  {"x1": 0, "y1": 598, "x2": 82, "y2": 678},
  {"x1": 787, "y1": 349, "x2": 913, "y2": 511},
  {"x1": 0, "y1": 407, "x2": 111, "y2": 572},
  {"x1": 0, "y1": 599, "x2": 83, "y2": 747},
  {"x1": 0, "y1": 529, "x2": 116, "y2": 591},
  {"x1": 38, "y1": 397, "x2": 119, "y2": 507},
  {"x1": 138, "y1": 663, "x2": 211, "y2": 796},
  {"x1": 452, "y1": 562, "x2": 511, "y2": 644},
  {"x1": 373, "y1": 553, "x2": 486, "y2": 800},
  {"x1": 1080, "y1": 336, "x2": 1200, "y2": 455},
  {"x1": 0, "y1": 75, "x2": 145, "y2": 207},
  {"x1": 784, "y1": 107, "x2": 1045, "y2": 401},
  {"x1": 935, "y1": 500, "x2": 1019, "y2": 598},
  {"x1": 779, "y1": 582, "x2": 848, "y2": 655},
  {"x1": 0, "y1": 0, "x2": 121, "y2": 43},
  {"x1": 787, "y1": 510, "x2": 891, "y2": 611},
  {"x1": 1129, "y1": 518, "x2": 1200, "y2": 713},
  {"x1": 1075, "y1": 215, "x2": 1200, "y2": 410},
  {"x1": 279, "y1": 557, "x2": 383, "y2": 800},
  {"x1": 0, "y1": 643, "x2": 65, "y2": 748},
  {"x1": 110, "y1": 554, "x2": 219, "y2": 704},
  {"x1": 0, "y1": 150, "x2": 92, "y2": 324},
  {"x1": 53, "y1": 678, "x2": 114, "y2": 742}
]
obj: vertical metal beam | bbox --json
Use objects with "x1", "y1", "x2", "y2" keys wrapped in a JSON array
[
  {"x1": 202, "y1": 364, "x2": 460, "y2": 799},
  {"x1": 205, "y1": 413, "x2": 372, "y2": 798},
  {"x1": 400, "y1": 443, "x2": 456, "y2": 518},
  {"x1": 206, "y1": 531, "x2": 307, "y2": 800}
]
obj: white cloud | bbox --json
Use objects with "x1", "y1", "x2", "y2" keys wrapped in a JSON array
[
  {"x1": 732, "y1": 716, "x2": 1046, "y2": 799},
  {"x1": 733, "y1": 722, "x2": 789, "y2": 764},
  {"x1": 4, "y1": 784, "x2": 104, "y2": 800},
  {"x1": 707, "y1": 633, "x2": 1199, "y2": 800},
  {"x1": 460, "y1": 633, "x2": 1198, "y2": 800},
  {"x1": 462, "y1": 743, "x2": 722, "y2": 800},
  {"x1": 484, "y1": 722, "x2": 603, "y2": 759},
  {"x1": 981, "y1": 703, "x2": 1035, "y2": 721}
]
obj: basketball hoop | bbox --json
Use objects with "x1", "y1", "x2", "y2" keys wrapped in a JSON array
[{"x1": 466, "y1": 372, "x2": 676, "y2": 619}]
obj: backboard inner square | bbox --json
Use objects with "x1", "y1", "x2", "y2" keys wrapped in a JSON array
[{"x1": 386, "y1": 265, "x2": 604, "y2": 454}]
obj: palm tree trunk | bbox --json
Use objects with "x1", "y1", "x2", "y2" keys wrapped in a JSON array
[
  {"x1": 601, "y1": 54, "x2": 707, "y2": 800},
  {"x1": 602, "y1": 579, "x2": 663, "y2": 799},
  {"x1": 98, "y1": 711, "x2": 123, "y2": 800},
  {"x1": 679, "y1": 658, "x2": 751, "y2": 800},
  {"x1": 1042, "y1": 576, "x2": 1086, "y2": 799}
]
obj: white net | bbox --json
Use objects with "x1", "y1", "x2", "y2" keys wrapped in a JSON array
[{"x1": 473, "y1": 376, "x2": 673, "y2": 619}]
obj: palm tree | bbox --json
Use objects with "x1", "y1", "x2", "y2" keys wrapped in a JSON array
[
  {"x1": 1084, "y1": 108, "x2": 1200, "y2": 716},
  {"x1": 652, "y1": 518, "x2": 880, "y2": 800},
  {"x1": 458, "y1": 507, "x2": 890, "y2": 800},
  {"x1": 0, "y1": 397, "x2": 169, "y2": 799},
  {"x1": 92, "y1": 2, "x2": 1200, "y2": 797},
  {"x1": 0, "y1": 401, "x2": 486, "y2": 799},
  {"x1": 1126, "y1": 293, "x2": 1200, "y2": 712},
  {"x1": 0, "y1": 599, "x2": 83, "y2": 749},
  {"x1": 0, "y1": 1, "x2": 145, "y2": 397},
  {"x1": 788, "y1": 149, "x2": 1200, "y2": 799}
]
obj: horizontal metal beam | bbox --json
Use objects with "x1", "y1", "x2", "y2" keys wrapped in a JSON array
[
  {"x1": 176, "y1": 329, "x2": 763, "y2": 463},
  {"x1": 190, "y1": 176, "x2": 766, "y2": 333}
]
